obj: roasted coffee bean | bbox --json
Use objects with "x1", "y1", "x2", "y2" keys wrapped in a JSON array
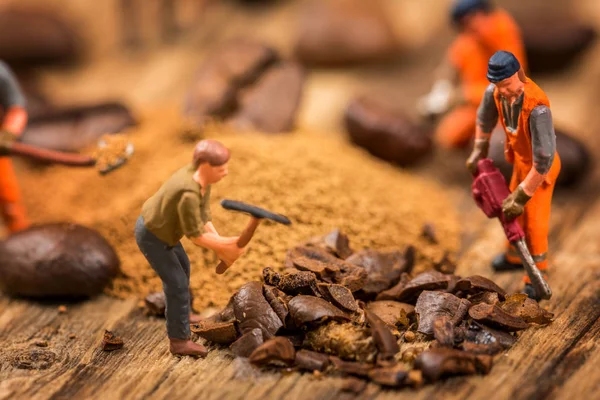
[
  {"x1": 346, "y1": 248, "x2": 413, "y2": 297},
  {"x1": 468, "y1": 291, "x2": 501, "y2": 306},
  {"x1": 376, "y1": 273, "x2": 411, "y2": 301},
  {"x1": 330, "y1": 356, "x2": 374, "y2": 377},
  {"x1": 294, "y1": 0, "x2": 399, "y2": 66},
  {"x1": 232, "y1": 281, "x2": 284, "y2": 339},
  {"x1": 184, "y1": 39, "x2": 278, "y2": 122},
  {"x1": 432, "y1": 316, "x2": 455, "y2": 347},
  {"x1": 22, "y1": 102, "x2": 136, "y2": 153},
  {"x1": 468, "y1": 303, "x2": 529, "y2": 332},
  {"x1": 191, "y1": 320, "x2": 238, "y2": 345},
  {"x1": 521, "y1": 18, "x2": 596, "y2": 74},
  {"x1": 102, "y1": 330, "x2": 124, "y2": 351},
  {"x1": 294, "y1": 349, "x2": 330, "y2": 372},
  {"x1": 368, "y1": 365, "x2": 411, "y2": 388},
  {"x1": 365, "y1": 300, "x2": 414, "y2": 329},
  {"x1": 415, "y1": 291, "x2": 471, "y2": 335},
  {"x1": 0, "y1": 9, "x2": 79, "y2": 66},
  {"x1": 461, "y1": 321, "x2": 516, "y2": 355},
  {"x1": 393, "y1": 271, "x2": 453, "y2": 304},
  {"x1": 305, "y1": 229, "x2": 354, "y2": 259},
  {"x1": 263, "y1": 285, "x2": 290, "y2": 326},
  {"x1": 228, "y1": 62, "x2": 305, "y2": 133},
  {"x1": 345, "y1": 97, "x2": 433, "y2": 167},
  {"x1": 288, "y1": 295, "x2": 350, "y2": 327},
  {"x1": 317, "y1": 283, "x2": 358, "y2": 313},
  {"x1": 0, "y1": 223, "x2": 120, "y2": 298},
  {"x1": 415, "y1": 348, "x2": 493, "y2": 382},
  {"x1": 230, "y1": 328, "x2": 264, "y2": 358},
  {"x1": 249, "y1": 337, "x2": 295, "y2": 366},
  {"x1": 500, "y1": 294, "x2": 554, "y2": 325},
  {"x1": 263, "y1": 267, "x2": 319, "y2": 296},
  {"x1": 365, "y1": 310, "x2": 399, "y2": 360},
  {"x1": 489, "y1": 128, "x2": 591, "y2": 188},
  {"x1": 454, "y1": 275, "x2": 507, "y2": 300}
]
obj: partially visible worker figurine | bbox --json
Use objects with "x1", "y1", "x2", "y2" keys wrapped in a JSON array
[
  {"x1": 466, "y1": 51, "x2": 561, "y2": 299},
  {"x1": 135, "y1": 139, "x2": 245, "y2": 357},
  {"x1": 0, "y1": 61, "x2": 29, "y2": 233},
  {"x1": 419, "y1": 0, "x2": 526, "y2": 149}
]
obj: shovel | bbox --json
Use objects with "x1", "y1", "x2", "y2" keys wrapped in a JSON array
[
  {"x1": 1, "y1": 136, "x2": 134, "y2": 175},
  {"x1": 215, "y1": 199, "x2": 291, "y2": 274}
]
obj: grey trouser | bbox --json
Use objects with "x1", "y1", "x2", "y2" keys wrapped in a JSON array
[{"x1": 135, "y1": 216, "x2": 191, "y2": 339}]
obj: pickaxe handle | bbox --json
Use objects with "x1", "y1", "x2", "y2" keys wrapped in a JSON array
[
  {"x1": 6, "y1": 141, "x2": 96, "y2": 166},
  {"x1": 215, "y1": 217, "x2": 261, "y2": 274}
]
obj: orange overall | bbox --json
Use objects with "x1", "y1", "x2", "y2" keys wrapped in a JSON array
[
  {"x1": 0, "y1": 106, "x2": 29, "y2": 233},
  {"x1": 494, "y1": 79, "x2": 561, "y2": 280},
  {"x1": 437, "y1": 9, "x2": 526, "y2": 148}
]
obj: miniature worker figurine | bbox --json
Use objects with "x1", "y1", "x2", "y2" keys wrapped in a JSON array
[
  {"x1": 419, "y1": 0, "x2": 526, "y2": 149},
  {"x1": 135, "y1": 139, "x2": 245, "y2": 357},
  {"x1": 0, "y1": 61, "x2": 29, "y2": 233},
  {"x1": 466, "y1": 51, "x2": 561, "y2": 299}
]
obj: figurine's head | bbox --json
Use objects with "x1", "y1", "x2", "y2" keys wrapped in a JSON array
[
  {"x1": 487, "y1": 51, "x2": 526, "y2": 99},
  {"x1": 192, "y1": 139, "x2": 230, "y2": 185},
  {"x1": 451, "y1": 0, "x2": 492, "y2": 33}
]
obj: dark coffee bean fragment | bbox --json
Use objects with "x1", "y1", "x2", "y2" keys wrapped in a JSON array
[
  {"x1": 500, "y1": 294, "x2": 554, "y2": 325},
  {"x1": 288, "y1": 295, "x2": 350, "y2": 327},
  {"x1": 455, "y1": 275, "x2": 507, "y2": 300},
  {"x1": 249, "y1": 337, "x2": 295, "y2": 366},
  {"x1": 415, "y1": 291, "x2": 471, "y2": 335},
  {"x1": 263, "y1": 285, "x2": 290, "y2": 326},
  {"x1": 345, "y1": 97, "x2": 433, "y2": 167},
  {"x1": 294, "y1": 349, "x2": 330, "y2": 372},
  {"x1": 294, "y1": 0, "x2": 398, "y2": 66},
  {"x1": 368, "y1": 365, "x2": 411, "y2": 388},
  {"x1": 366, "y1": 300, "x2": 413, "y2": 328},
  {"x1": 394, "y1": 271, "x2": 452, "y2": 303},
  {"x1": 375, "y1": 273, "x2": 411, "y2": 301},
  {"x1": 144, "y1": 292, "x2": 166, "y2": 316},
  {"x1": 317, "y1": 283, "x2": 358, "y2": 313},
  {"x1": 262, "y1": 268, "x2": 319, "y2": 296},
  {"x1": 102, "y1": 330, "x2": 124, "y2": 351},
  {"x1": 191, "y1": 320, "x2": 238, "y2": 345},
  {"x1": 346, "y1": 248, "x2": 412, "y2": 297},
  {"x1": 232, "y1": 281, "x2": 283, "y2": 339},
  {"x1": 461, "y1": 321, "x2": 516, "y2": 355},
  {"x1": 0, "y1": 223, "x2": 119, "y2": 298},
  {"x1": 23, "y1": 102, "x2": 136, "y2": 153},
  {"x1": 0, "y1": 9, "x2": 79, "y2": 66},
  {"x1": 365, "y1": 310, "x2": 399, "y2": 361},
  {"x1": 229, "y1": 62, "x2": 305, "y2": 133},
  {"x1": 330, "y1": 356, "x2": 374, "y2": 378},
  {"x1": 415, "y1": 348, "x2": 493, "y2": 382},
  {"x1": 433, "y1": 251, "x2": 457, "y2": 275},
  {"x1": 468, "y1": 303, "x2": 529, "y2": 332},
  {"x1": 230, "y1": 328, "x2": 264, "y2": 358},
  {"x1": 468, "y1": 291, "x2": 501, "y2": 306},
  {"x1": 432, "y1": 316, "x2": 455, "y2": 347}
]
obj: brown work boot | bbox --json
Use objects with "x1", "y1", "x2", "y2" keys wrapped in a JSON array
[{"x1": 169, "y1": 338, "x2": 208, "y2": 357}]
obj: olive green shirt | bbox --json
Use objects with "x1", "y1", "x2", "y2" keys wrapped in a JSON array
[{"x1": 141, "y1": 164, "x2": 212, "y2": 246}]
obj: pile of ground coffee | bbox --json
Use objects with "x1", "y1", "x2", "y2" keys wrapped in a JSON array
[{"x1": 17, "y1": 107, "x2": 460, "y2": 310}]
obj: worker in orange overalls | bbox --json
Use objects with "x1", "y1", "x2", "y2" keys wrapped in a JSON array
[
  {"x1": 419, "y1": 0, "x2": 526, "y2": 149},
  {"x1": 0, "y1": 61, "x2": 29, "y2": 233},
  {"x1": 466, "y1": 51, "x2": 561, "y2": 300}
]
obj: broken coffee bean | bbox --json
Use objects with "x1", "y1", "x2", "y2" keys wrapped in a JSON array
[
  {"x1": 365, "y1": 310, "x2": 399, "y2": 361},
  {"x1": 461, "y1": 321, "x2": 516, "y2": 355},
  {"x1": 317, "y1": 283, "x2": 358, "y2": 313},
  {"x1": 228, "y1": 62, "x2": 305, "y2": 133},
  {"x1": 346, "y1": 248, "x2": 413, "y2": 297},
  {"x1": 415, "y1": 291, "x2": 471, "y2": 335},
  {"x1": 263, "y1": 285, "x2": 290, "y2": 326},
  {"x1": 468, "y1": 303, "x2": 529, "y2": 332},
  {"x1": 0, "y1": 223, "x2": 120, "y2": 298},
  {"x1": 305, "y1": 229, "x2": 354, "y2": 259},
  {"x1": 144, "y1": 292, "x2": 166, "y2": 316},
  {"x1": 393, "y1": 271, "x2": 452, "y2": 303},
  {"x1": 376, "y1": 273, "x2": 411, "y2": 301},
  {"x1": 500, "y1": 294, "x2": 554, "y2": 325},
  {"x1": 455, "y1": 275, "x2": 507, "y2": 300},
  {"x1": 232, "y1": 281, "x2": 284, "y2": 339},
  {"x1": 263, "y1": 267, "x2": 319, "y2": 296},
  {"x1": 288, "y1": 295, "x2": 350, "y2": 327},
  {"x1": 368, "y1": 365, "x2": 411, "y2": 388},
  {"x1": 433, "y1": 251, "x2": 457, "y2": 275},
  {"x1": 415, "y1": 348, "x2": 493, "y2": 382},
  {"x1": 365, "y1": 301, "x2": 414, "y2": 329},
  {"x1": 468, "y1": 291, "x2": 501, "y2": 306},
  {"x1": 23, "y1": 102, "x2": 136, "y2": 153},
  {"x1": 102, "y1": 330, "x2": 124, "y2": 352},
  {"x1": 249, "y1": 337, "x2": 295, "y2": 366},
  {"x1": 432, "y1": 316, "x2": 455, "y2": 348},
  {"x1": 184, "y1": 39, "x2": 278, "y2": 122},
  {"x1": 294, "y1": 349, "x2": 330, "y2": 372},
  {"x1": 230, "y1": 328, "x2": 264, "y2": 358},
  {"x1": 345, "y1": 97, "x2": 433, "y2": 167},
  {"x1": 330, "y1": 356, "x2": 374, "y2": 377},
  {"x1": 294, "y1": 0, "x2": 399, "y2": 66},
  {"x1": 191, "y1": 320, "x2": 238, "y2": 345}
]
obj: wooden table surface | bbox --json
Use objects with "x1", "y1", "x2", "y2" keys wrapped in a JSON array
[{"x1": 1, "y1": 1, "x2": 599, "y2": 399}]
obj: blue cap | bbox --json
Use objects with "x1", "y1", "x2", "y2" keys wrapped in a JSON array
[
  {"x1": 487, "y1": 51, "x2": 521, "y2": 83},
  {"x1": 451, "y1": 0, "x2": 491, "y2": 24}
]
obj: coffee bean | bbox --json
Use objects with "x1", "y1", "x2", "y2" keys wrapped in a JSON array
[
  {"x1": 414, "y1": 291, "x2": 471, "y2": 335},
  {"x1": 0, "y1": 223, "x2": 120, "y2": 298},
  {"x1": 415, "y1": 348, "x2": 493, "y2": 382}
]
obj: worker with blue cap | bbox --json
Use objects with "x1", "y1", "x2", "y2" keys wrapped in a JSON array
[
  {"x1": 419, "y1": 0, "x2": 526, "y2": 149},
  {"x1": 466, "y1": 51, "x2": 561, "y2": 300}
]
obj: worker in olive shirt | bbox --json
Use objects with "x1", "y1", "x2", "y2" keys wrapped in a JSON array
[{"x1": 135, "y1": 139, "x2": 245, "y2": 357}]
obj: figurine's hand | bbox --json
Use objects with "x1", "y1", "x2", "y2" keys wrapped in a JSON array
[
  {"x1": 466, "y1": 139, "x2": 490, "y2": 174},
  {"x1": 502, "y1": 186, "x2": 531, "y2": 220},
  {"x1": 216, "y1": 241, "x2": 246, "y2": 267},
  {"x1": 0, "y1": 130, "x2": 17, "y2": 154}
]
